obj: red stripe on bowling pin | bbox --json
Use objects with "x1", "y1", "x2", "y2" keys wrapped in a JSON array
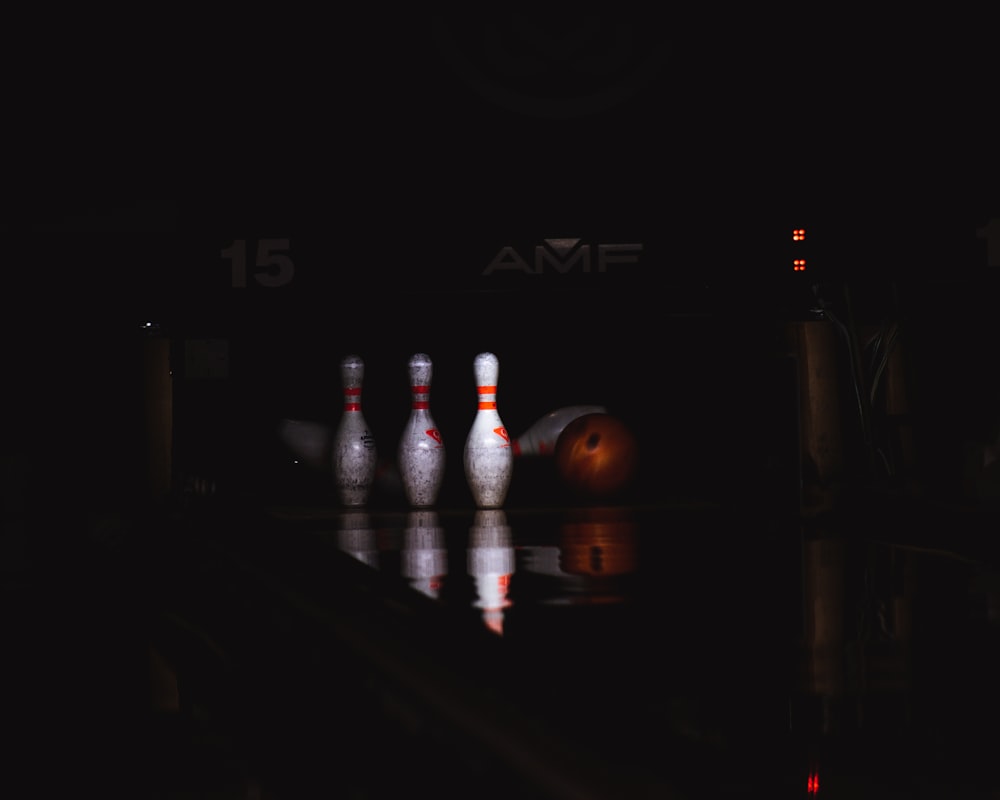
[
  {"x1": 411, "y1": 383, "x2": 430, "y2": 411},
  {"x1": 477, "y1": 384, "x2": 497, "y2": 411},
  {"x1": 343, "y1": 386, "x2": 361, "y2": 412}
]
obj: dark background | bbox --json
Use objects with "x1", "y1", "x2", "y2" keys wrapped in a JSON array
[
  {"x1": 3, "y1": 11, "x2": 997, "y2": 518},
  {"x1": 1, "y1": 13, "x2": 998, "y2": 798}
]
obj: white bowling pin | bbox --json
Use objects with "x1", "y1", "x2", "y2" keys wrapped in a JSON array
[
  {"x1": 511, "y1": 404, "x2": 608, "y2": 457},
  {"x1": 397, "y1": 353, "x2": 446, "y2": 507},
  {"x1": 332, "y1": 354, "x2": 377, "y2": 506},
  {"x1": 463, "y1": 352, "x2": 513, "y2": 508}
]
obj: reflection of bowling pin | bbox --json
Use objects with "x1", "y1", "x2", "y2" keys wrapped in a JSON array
[
  {"x1": 512, "y1": 404, "x2": 608, "y2": 457},
  {"x1": 463, "y1": 352, "x2": 513, "y2": 508},
  {"x1": 336, "y1": 510, "x2": 378, "y2": 568},
  {"x1": 332, "y1": 355, "x2": 377, "y2": 506},
  {"x1": 397, "y1": 353, "x2": 446, "y2": 507},
  {"x1": 401, "y1": 510, "x2": 448, "y2": 599},
  {"x1": 468, "y1": 508, "x2": 515, "y2": 636}
]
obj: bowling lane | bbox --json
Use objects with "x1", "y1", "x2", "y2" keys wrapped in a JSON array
[{"x1": 142, "y1": 500, "x2": 1000, "y2": 798}]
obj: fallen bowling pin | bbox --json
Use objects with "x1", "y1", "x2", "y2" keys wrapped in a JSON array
[{"x1": 512, "y1": 404, "x2": 608, "y2": 457}]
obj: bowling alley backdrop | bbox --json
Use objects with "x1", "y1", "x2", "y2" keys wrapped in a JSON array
[
  {"x1": 168, "y1": 204, "x2": 999, "y2": 515},
  {"x1": 9, "y1": 196, "x2": 995, "y2": 522},
  {"x1": 4, "y1": 13, "x2": 997, "y2": 520}
]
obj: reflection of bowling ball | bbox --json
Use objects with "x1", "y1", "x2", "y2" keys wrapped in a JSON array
[
  {"x1": 560, "y1": 507, "x2": 638, "y2": 577},
  {"x1": 554, "y1": 413, "x2": 638, "y2": 500}
]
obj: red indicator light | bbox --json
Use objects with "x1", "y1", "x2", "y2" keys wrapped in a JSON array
[
  {"x1": 793, "y1": 228, "x2": 806, "y2": 241},
  {"x1": 793, "y1": 259, "x2": 807, "y2": 271},
  {"x1": 807, "y1": 770, "x2": 820, "y2": 793}
]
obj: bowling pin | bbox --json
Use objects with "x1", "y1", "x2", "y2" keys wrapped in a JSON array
[
  {"x1": 463, "y1": 352, "x2": 513, "y2": 508},
  {"x1": 332, "y1": 354, "x2": 377, "y2": 506},
  {"x1": 511, "y1": 404, "x2": 608, "y2": 457},
  {"x1": 397, "y1": 353, "x2": 446, "y2": 507}
]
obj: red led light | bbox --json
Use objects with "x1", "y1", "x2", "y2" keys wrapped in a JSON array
[
  {"x1": 793, "y1": 259, "x2": 807, "y2": 271},
  {"x1": 793, "y1": 228, "x2": 806, "y2": 241},
  {"x1": 807, "y1": 770, "x2": 820, "y2": 793}
]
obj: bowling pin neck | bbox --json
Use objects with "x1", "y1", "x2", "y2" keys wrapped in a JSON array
[
  {"x1": 473, "y1": 352, "x2": 501, "y2": 413},
  {"x1": 407, "y1": 353, "x2": 434, "y2": 411},
  {"x1": 408, "y1": 353, "x2": 433, "y2": 387},
  {"x1": 340, "y1": 355, "x2": 366, "y2": 411},
  {"x1": 340, "y1": 355, "x2": 365, "y2": 389},
  {"x1": 472, "y1": 352, "x2": 500, "y2": 388}
]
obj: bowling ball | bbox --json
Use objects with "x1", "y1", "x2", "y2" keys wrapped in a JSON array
[{"x1": 554, "y1": 413, "x2": 638, "y2": 500}]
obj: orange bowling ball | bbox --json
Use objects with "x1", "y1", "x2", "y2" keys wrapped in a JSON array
[{"x1": 554, "y1": 413, "x2": 638, "y2": 500}]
